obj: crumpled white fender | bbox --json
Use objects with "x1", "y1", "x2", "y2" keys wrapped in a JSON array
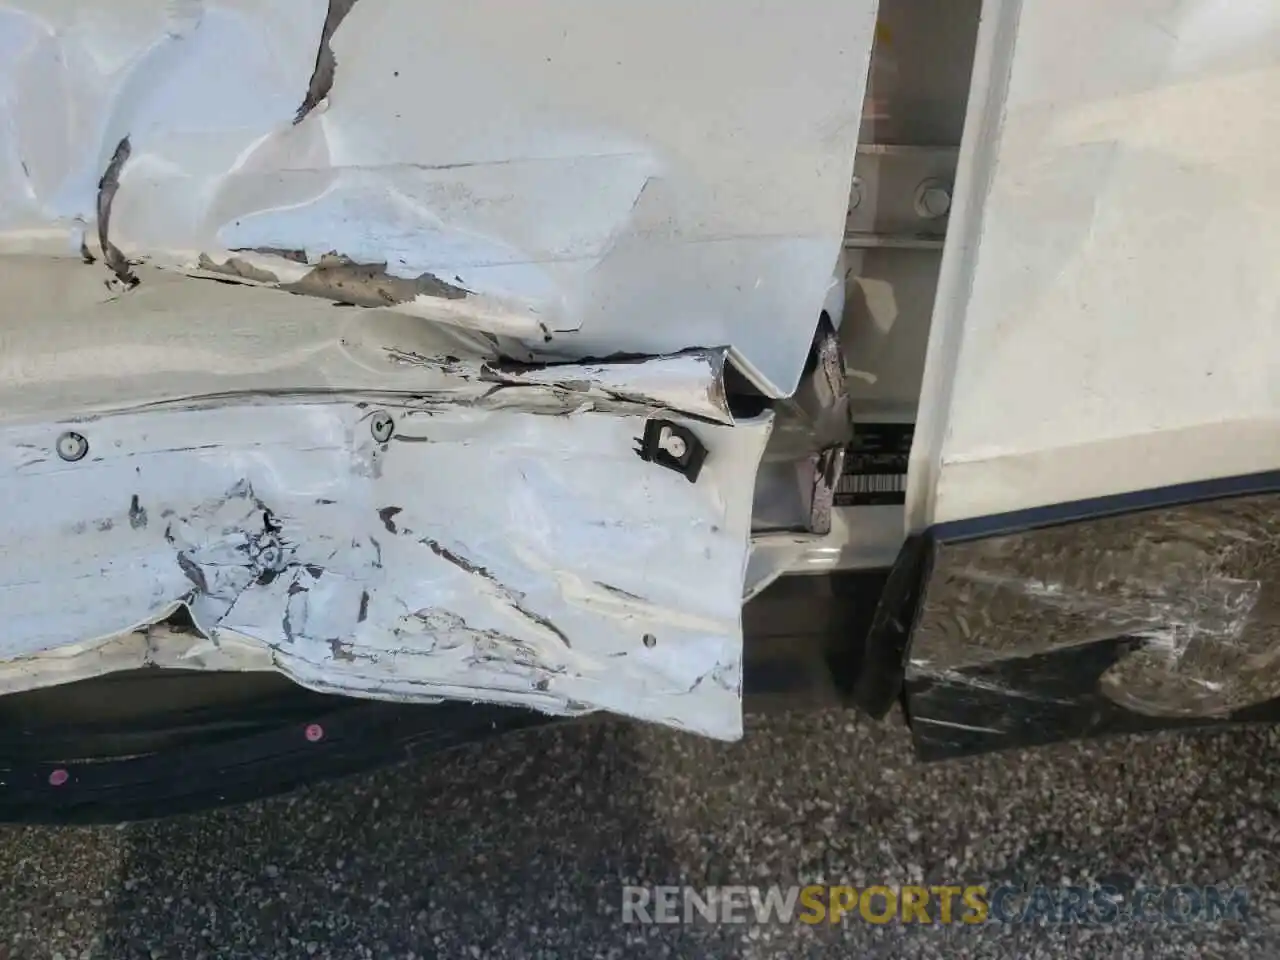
[
  {"x1": 0, "y1": 272, "x2": 769, "y2": 738},
  {"x1": 0, "y1": 0, "x2": 880, "y2": 739}
]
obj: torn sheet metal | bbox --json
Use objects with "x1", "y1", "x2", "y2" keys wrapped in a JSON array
[
  {"x1": 0, "y1": 0, "x2": 878, "y2": 396},
  {"x1": 745, "y1": 316, "x2": 853, "y2": 597},
  {"x1": 0, "y1": 398, "x2": 769, "y2": 740},
  {"x1": 0, "y1": 260, "x2": 734, "y2": 425},
  {"x1": 907, "y1": 494, "x2": 1280, "y2": 725}
]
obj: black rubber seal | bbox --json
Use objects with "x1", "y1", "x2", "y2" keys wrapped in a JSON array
[{"x1": 849, "y1": 533, "x2": 931, "y2": 719}]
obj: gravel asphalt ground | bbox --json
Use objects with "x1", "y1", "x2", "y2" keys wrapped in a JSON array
[{"x1": 0, "y1": 708, "x2": 1277, "y2": 959}]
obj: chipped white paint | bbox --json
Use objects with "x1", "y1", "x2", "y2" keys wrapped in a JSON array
[
  {"x1": 0, "y1": 1, "x2": 879, "y2": 739},
  {"x1": 0, "y1": 259, "x2": 765, "y2": 737},
  {"x1": 0, "y1": 260, "x2": 734, "y2": 426},
  {"x1": 0, "y1": 0, "x2": 879, "y2": 396},
  {"x1": 0, "y1": 623, "x2": 276, "y2": 695},
  {"x1": 0, "y1": 384, "x2": 769, "y2": 740},
  {"x1": 909, "y1": 0, "x2": 1280, "y2": 528}
]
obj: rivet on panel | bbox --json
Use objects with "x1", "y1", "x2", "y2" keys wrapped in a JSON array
[
  {"x1": 56, "y1": 431, "x2": 89, "y2": 462},
  {"x1": 370, "y1": 412, "x2": 395, "y2": 443}
]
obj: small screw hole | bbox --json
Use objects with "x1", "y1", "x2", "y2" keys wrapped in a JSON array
[{"x1": 642, "y1": 633, "x2": 657, "y2": 648}]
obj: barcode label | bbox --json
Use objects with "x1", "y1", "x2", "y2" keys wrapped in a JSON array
[
  {"x1": 837, "y1": 474, "x2": 905, "y2": 495},
  {"x1": 835, "y1": 422, "x2": 913, "y2": 507}
]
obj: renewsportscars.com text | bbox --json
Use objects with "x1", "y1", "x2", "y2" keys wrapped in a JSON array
[{"x1": 621, "y1": 884, "x2": 1249, "y2": 926}]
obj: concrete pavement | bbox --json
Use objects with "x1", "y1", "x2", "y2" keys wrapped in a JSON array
[{"x1": 0, "y1": 709, "x2": 1276, "y2": 958}]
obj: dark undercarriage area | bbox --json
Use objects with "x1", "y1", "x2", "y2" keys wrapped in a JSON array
[{"x1": 0, "y1": 573, "x2": 886, "y2": 823}]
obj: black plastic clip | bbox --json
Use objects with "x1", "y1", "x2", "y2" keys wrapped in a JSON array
[{"x1": 636, "y1": 419, "x2": 707, "y2": 483}]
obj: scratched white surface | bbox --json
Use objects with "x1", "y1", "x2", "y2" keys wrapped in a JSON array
[
  {"x1": 0, "y1": 0, "x2": 878, "y2": 395},
  {"x1": 0, "y1": 400, "x2": 770, "y2": 739},
  {"x1": 0, "y1": 261, "x2": 733, "y2": 427},
  {"x1": 0, "y1": 0, "x2": 870, "y2": 735}
]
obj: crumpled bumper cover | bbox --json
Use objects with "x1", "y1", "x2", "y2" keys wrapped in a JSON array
[
  {"x1": 0, "y1": 299, "x2": 768, "y2": 739},
  {"x1": 0, "y1": 0, "x2": 881, "y2": 739}
]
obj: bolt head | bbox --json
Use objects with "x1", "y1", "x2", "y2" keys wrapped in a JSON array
[{"x1": 914, "y1": 179, "x2": 952, "y2": 220}]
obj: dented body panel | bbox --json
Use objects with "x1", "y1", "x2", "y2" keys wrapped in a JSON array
[
  {"x1": 7, "y1": 0, "x2": 1280, "y2": 768},
  {"x1": 3, "y1": 401, "x2": 767, "y2": 739},
  {"x1": 0, "y1": 265, "x2": 768, "y2": 738},
  {"x1": 0, "y1": 0, "x2": 883, "y2": 740},
  {"x1": 0, "y1": 0, "x2": 877, "y2": 395}
]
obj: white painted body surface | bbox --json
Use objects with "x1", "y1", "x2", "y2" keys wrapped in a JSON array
[
  {"x1": 0, "y1": 0, "x2": 877, "y2": 396},
  {"x1": 0, "y1": 0, "x2": 882, "y2": 739},
  {"x1": 0, "y1": 263, "x2": 768, "y2": 739},
  {"x1": 910, "y1": 0, "x2": 1280, "y2": 529},
  {"x1": 1, "y1": 398, "x2": 768, "y2": 740},
  {"x1": 5, "y1": 0, "x2": 1278, "y2": 740}
]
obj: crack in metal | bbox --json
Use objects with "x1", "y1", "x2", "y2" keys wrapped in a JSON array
[
  {"x1": 295, "y1": 0, "x2": 362, "y2": 124},
  {"x1": 96, "y1": 137, "x2": 139, "y2": 289}
]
